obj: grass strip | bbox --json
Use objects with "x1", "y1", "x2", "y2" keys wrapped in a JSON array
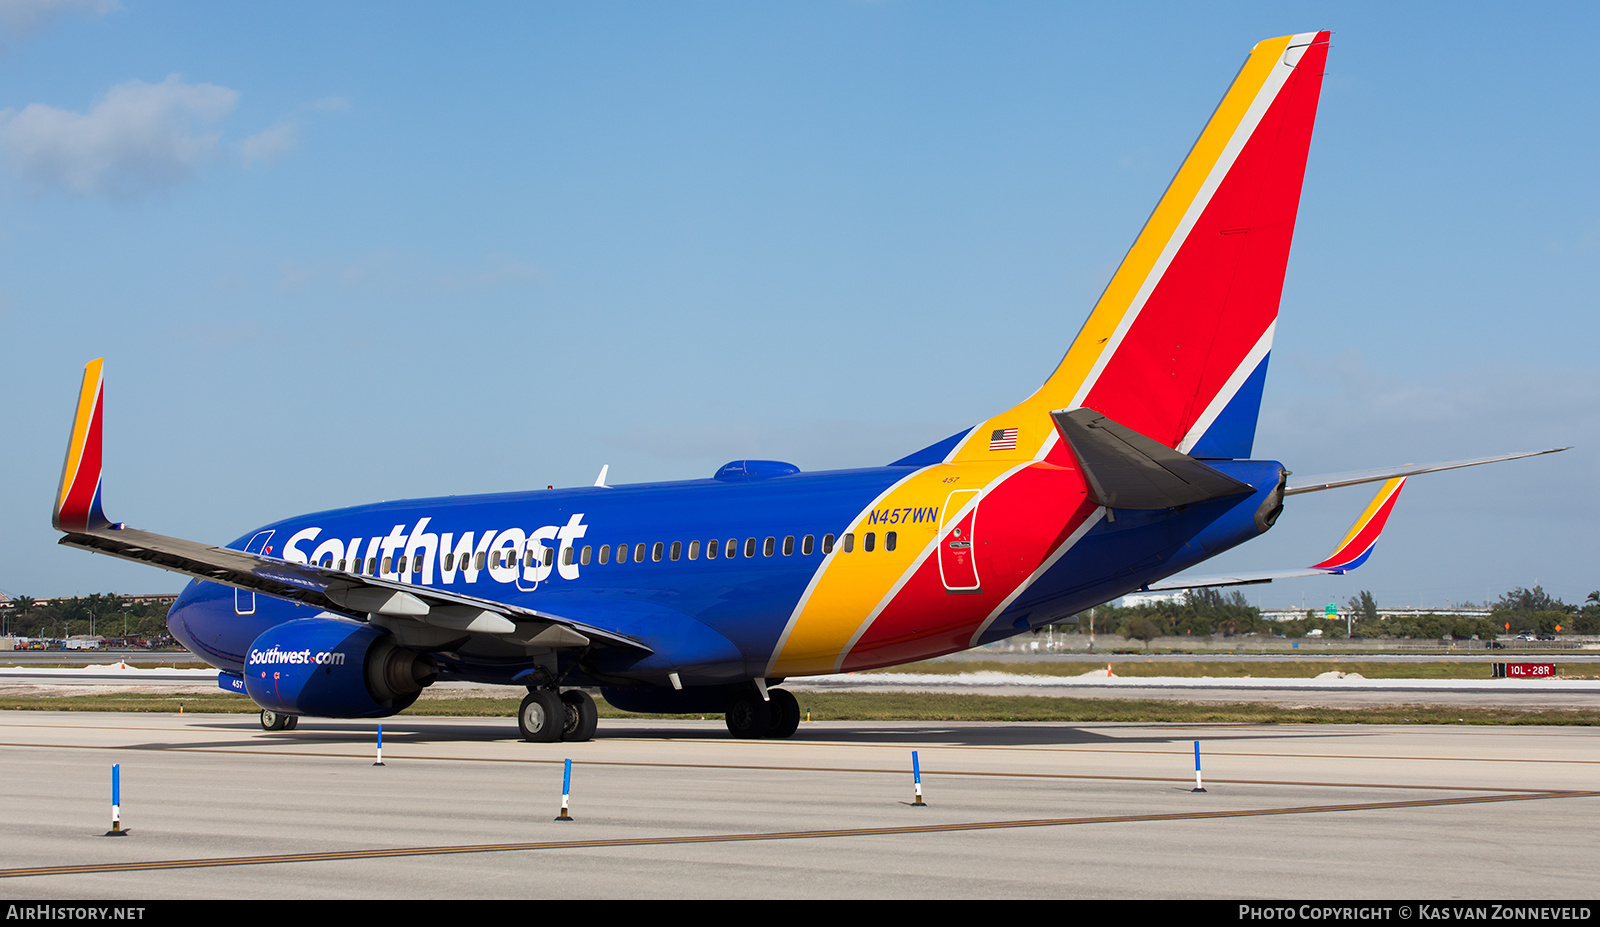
[
  {"x1": 2, "y1": 690, "x2": 1597, "y2": 726},
  {"x1": 869, "y1": 659, "x2": 1600, "y2": 680}
]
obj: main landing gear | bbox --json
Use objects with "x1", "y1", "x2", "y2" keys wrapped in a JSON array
[
  {"x1": 518, "y1": 688, "x2": 598, "y2": 743},
  {"x1": 260, "y1": 709, "x2": 298, "y2": 731},
  {"x1": 725, "y1": 687, "x2": 800, "y2": 739}
]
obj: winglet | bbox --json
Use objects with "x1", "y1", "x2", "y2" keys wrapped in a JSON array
[
  {"x1": 1311, "y1": 477, "x2": 1405, "y2": 572},
  {"x1": 54, "y1": 359, "x2": 114, "y2": 533}
]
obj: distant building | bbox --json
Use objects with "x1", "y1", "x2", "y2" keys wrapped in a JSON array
[{"x1": 1117, "y1": 590, "x2": 1189, "y2": 608}]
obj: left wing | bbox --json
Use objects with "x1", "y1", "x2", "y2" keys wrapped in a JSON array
[
  {"x1": 53, "y1": 359, "x2": 650, "y2": 654},
  {"x1": 1146, "y1": 477, "x2": 1405, "y2": 591}
]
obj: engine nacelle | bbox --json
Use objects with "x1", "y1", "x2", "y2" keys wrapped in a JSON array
[{"x1": 243, "y1": 615, "x2": 438, "y2": 718}]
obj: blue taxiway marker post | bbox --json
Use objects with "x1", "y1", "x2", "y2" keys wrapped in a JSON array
[
  {"x1": 374, "y1": 724, "x2": 385, "y2": 767},
  {"x1": 1192, "y1": 740, "x2": 1207, "y2": 793},
  {"x1": 555, "y1": 758, "x2": 573, "y2": 821},
  {"x1": 911, "y1": 751, "x2": 926, "y2": 807},
  {"x1": 104, "y1": 763, "x2": 128, "y2": 836}
]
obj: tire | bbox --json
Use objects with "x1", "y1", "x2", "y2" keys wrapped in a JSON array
[
  {"x1": 725, "y1": 691, "x2": 771, "y2": 738},
  {"x1": 283, "y1": 715, "x2": 299, "y2": 731},
  {"x1": 560, "y1": 689, "x2": 599, "y2": 743},
  {"x1": 260, "y1": 709, "x2": 288, "y2": 731},
  {"x1": 518, "y1": 689, "x2": 563, "y2": 743},
  {"x1": 766, "y1": 688, "x2": 800, "y2": 739}
]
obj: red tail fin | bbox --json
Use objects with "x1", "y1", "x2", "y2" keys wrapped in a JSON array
[{"x1": 950, "y1": 32, "x2": 1330, "y2": 465}]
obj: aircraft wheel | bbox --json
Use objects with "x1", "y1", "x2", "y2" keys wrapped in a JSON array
[
  {"x1": 560, "y1": 689, "x2": 599, "y2": 742},
  {"x1": 518, "y1": 689, "x2": 563, "y2": 743},
  {"x1": 725, "y1": 691, "x2": 771, "y2": 738},
  {"x1": 766, "y1": 688, "x2": 800, "y2": 739},
  {"x1": 260, "y1": 709, "x2": 289, "y2": 731},
  {"x1": 283, "y1": 715, "x2": 299, "y2": 731}
]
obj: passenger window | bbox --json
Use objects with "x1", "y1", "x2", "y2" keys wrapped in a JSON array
[
  {"x1": 822, "y1": 534, "x2": 835, "y2": 554},
  {"x1": 726, "y1": 539, "x2": 738, "y2": 559},
  {"x1": 705, "y1": 539, "x2": 717, "y2": 560},
  {"x1": 802, "y1": 535, "x2": 814, "y2": 555},
  {"x1": 599, "y1": 544, "x2": 610, "y2": 565},
  {"x1": 783, "y1": 536, "x2": 795, "y2": 556},
  {"x1": 616, "y1": 544, "x2": 628, "y2": 564},
  {"x1": 885, "y1": 531, "x2": 897, "y2": 552},
  {"x1": 563, "y1": 546, "x2": 575, "y2": 566},
  {"x1": 652, "y1": 542, "x2": 663, "y2": 562},
  {"x1": 864, "y1": 533, "x2": 875, "y2": 552},
  {"x1": 580, "y1": 545, "x2": 592, "y2": 566},
  {"x1": 383, "y1": 556, "x2": 394, "y2": 574},
  {"x1": 635, "y1": 543, "x2": 647, "y2": 563},
  {"x1": 544, "y1": 548, "x2": 554, "y2": 567},
  {"x1": 442, "y1": 553, "x2": 453, "y2": 572},
  {"x1": 744, "y1": 538, "x2": 756, "y2": 558},
  {"x1": 413, "y1": 557, "x2": 423, "y2": 574},
  {"x1": 670, "y1": 541, "x2": 681, "y2": 561},
  {"x1": 338, "y1": 558, "x2": 347, "y2": 571},
  {"x1": 763, "y1": 537, "x2": 775, "y2": 557},
  {"x1": 687, "y1": 540, "x2": 699, "y2": 560},
  {"x1": 842, "y1": 533, "x2": 854, "y2": 553},
  {"x1": 472, "y1": 552, "x2": 484, "y2": 571}
]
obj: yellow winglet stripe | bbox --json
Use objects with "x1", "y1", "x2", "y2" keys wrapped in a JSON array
[
  {"x1": 1328, "y1": 477, "x2": 1404, "y2": 556},
  {"x1": 55, "y1": 358, "x2": 104, "y2": 517}
]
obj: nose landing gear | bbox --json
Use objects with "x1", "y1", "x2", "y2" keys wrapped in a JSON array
[{"x1": 259, "y1": 709, "x2": 298, "y2": 731}]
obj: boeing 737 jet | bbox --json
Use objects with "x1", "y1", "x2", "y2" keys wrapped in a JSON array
[{"x1": 52, "y1": 32, "x2": 1563, "y2": 741}]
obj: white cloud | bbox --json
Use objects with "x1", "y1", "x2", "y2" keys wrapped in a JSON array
[
  {"x1": 0, "y1": 0, "x2": 117, "y2": 43},
  {"x1": 0, "y1": 74, "x2": 238, "y2": 197},
  {"x1": 240, "y1": 121, "x2": 297, "y2": 167}
]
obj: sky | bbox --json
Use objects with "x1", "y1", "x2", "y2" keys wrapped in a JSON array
[{"x1": 0, "y1": 1, "x2": 1594, "y2": 611}]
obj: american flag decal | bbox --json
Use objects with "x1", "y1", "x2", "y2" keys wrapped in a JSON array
[{"x1": 988, "y1": 428, "x2": 1018, "y2": 451}]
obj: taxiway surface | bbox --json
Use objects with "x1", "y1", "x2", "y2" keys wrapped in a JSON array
[{"x1": 0, "y1": 711, "x2": 1594, "y2": 899}]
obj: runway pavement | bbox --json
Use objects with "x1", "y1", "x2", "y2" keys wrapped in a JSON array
[{"x1": 0, "y1": 710, "x2": 1595, "y2": 899}]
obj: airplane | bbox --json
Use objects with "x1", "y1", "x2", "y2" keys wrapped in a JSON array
[{"x1": 51, "y1": 31, "x2": 1565, "y2": 742}]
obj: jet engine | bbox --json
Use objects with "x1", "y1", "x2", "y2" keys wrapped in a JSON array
[{"x1": 243, "y1": 615, "x2": 438, "y2": 718}]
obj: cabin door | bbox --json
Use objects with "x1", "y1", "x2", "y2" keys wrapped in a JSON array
[
  {"x1": 234, "y1": 530, "x2": 274, "y2": 615},
  {"x1": 937, "y1": 489, "x2": 982, "y2": 594}
]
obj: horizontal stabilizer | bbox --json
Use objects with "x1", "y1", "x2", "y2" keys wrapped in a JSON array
[
  {"x1": 1051, "y1": 408, "x2": 1255, "y2": 509},
  {"x1": 1145, "y1": 568, "x2": 1331, "y2": 591},
  {"x1": 1285, "y1": 448, "x2": 1568, "y2": 495}
]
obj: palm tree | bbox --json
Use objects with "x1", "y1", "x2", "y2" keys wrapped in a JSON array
[{"x1": 7, "y1": 596, "x2": 35, "y2": 637}]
